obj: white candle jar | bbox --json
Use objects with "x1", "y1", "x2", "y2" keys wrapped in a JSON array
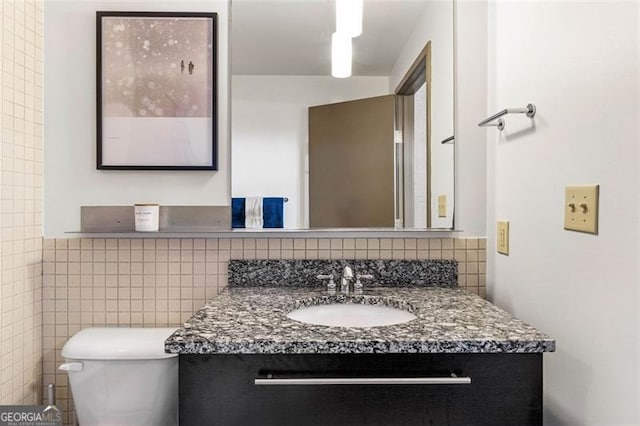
[{"x1": 134, "y1": 204, "x2": 160, "y2": 232}]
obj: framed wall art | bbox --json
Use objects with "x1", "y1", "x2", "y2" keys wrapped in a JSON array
[{"x1": 97, "y1": 11, "x2": 217, "y2": 170}]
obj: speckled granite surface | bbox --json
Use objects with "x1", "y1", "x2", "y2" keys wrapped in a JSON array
[
  {"x1": 227, "y1": 260, "x2": 457, "y2": 287},
  {"x1": 165, "y1": 286, "x2": 555, "y2": 354}
]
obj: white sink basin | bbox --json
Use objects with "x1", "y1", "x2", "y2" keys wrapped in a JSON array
[{"x1": 286, "y1": 303, "x2": 417, "y2": 327}]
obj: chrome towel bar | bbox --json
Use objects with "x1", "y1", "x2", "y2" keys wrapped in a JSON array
[
  {"x1": 479, "y1": 103, "x2": 536, "y2": 130},
  {"x1": 441, "y1": 135, "x2": 454, "y2": 144}
]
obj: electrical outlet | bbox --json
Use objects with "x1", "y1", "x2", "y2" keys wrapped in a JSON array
[
  {"x1": 438, "y1": 195, "x2": 447, "y2": 217},
  {"x1": 497, "y1": 221, "x2": 509, "y2": 255},
  {"x1": 564, "y1": 185, "x2": 599, "y2": 234}
]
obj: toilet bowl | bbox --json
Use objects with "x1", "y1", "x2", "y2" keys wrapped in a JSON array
[{"x1": 59, "y1": 327, "x2": 178, "y2": 426}]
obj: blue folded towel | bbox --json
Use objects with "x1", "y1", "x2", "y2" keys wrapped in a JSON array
[
  {"x1": 232, "y1": 197, "x2": 285, "y2": 228},
  {"x1": 263, "y1": 198, "x2": 284, "y2": 228},
  {"x1": 231, "y1": 198, "x2": 246, "y2": 228}
]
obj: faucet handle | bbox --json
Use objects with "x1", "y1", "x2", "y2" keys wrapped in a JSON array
[
  {"x1": 317, "y1": 274, "x2": 336, "y2": 290},
  {"x1": 354, "y1": 274, "x2": 374, "y2": 290}
]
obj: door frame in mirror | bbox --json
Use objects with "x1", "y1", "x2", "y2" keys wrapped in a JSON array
[{"x1": 395, "y1": 42, "x2": 435, "y2": 228}]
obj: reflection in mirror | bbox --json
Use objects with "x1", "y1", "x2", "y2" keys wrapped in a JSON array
[{"x1": 231, "y1": 0, "x2": 454, "y2": 230}]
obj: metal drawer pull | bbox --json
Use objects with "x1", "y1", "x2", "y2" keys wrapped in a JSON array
[{"x1": 255, "y1": 375, "x2": 471, "y2": 386}]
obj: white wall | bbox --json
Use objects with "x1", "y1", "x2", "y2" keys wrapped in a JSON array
[
  {"x1": 231, "y1": 75, "x2": 389, "y2": 228},
  {"x1": 391, "y1": 0, "x2": 487, "y2": 235},
  {"x1": 486, "y1": 1, "x2": 639, "y2": 424},
  {"x1": 44, "y1": 0, "x2": 230, "y2": 237},
  {"x1": 454, "y1": 0, "x2": 488, "y2": 237}
]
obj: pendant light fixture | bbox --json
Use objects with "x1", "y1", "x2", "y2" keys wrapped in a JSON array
[
  {"x1": 332, "y1": 0, "x2": 363, "y2": 78},
  {"x1": 331, "y1": 32, "x2": 352, "y2": 78}
]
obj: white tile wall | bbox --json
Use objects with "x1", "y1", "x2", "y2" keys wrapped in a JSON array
[{"x1": 0, "y1": 0, "x2": 44, "y2": 406}]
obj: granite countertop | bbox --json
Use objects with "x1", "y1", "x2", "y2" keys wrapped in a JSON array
[{"x1": 165, "y1": 286, "x2": 556, "y2": 354}]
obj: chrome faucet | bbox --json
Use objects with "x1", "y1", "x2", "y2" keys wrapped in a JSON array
[
  {"x1": 341, "y1": 265, "x2": 354, "y2": 293},
  {"x1": 318, "y1": 266, "x2": 374, "y2": 294}
]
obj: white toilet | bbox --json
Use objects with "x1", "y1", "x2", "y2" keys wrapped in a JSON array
[{"x1": 59, "y1": 327, "x2": 179, "y2": 426}]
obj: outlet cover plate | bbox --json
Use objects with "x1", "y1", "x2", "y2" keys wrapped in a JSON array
[
  {"x1": 497, "y1": 221, "x2": 509, "y2": 255},
  {"x1": 564, "y1": 185, "x2": 599, "y2": 234},
  {"x1": 438, "y1": 195, "x2": 447, "y2": 217}
]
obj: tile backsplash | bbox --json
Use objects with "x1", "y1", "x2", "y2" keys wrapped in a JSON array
[{"x1": 42, "y1": 236, "x2": 485, "y2": 423}]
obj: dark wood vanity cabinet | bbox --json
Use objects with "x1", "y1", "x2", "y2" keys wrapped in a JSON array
[{"x1": 179, "y1": 353, "x2": 542, "y2": 426}]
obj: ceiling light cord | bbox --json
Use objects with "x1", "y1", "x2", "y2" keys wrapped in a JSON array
[{"x1": 336, "y1": 0, "x2": 363, "y2": 38}]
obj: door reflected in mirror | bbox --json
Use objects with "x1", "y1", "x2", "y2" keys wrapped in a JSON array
[{"x1": 231, "y1": 0, "x2": 454, "y2": 230}]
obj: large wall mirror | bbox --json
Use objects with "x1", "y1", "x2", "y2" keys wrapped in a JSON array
[{"x1": 231, "y1": 0, "x2": 454, "y2": 230}]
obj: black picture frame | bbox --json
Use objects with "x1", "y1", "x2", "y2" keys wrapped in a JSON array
[{"x1": 96, "y1": 11, "x2": 218, "y2": 170}]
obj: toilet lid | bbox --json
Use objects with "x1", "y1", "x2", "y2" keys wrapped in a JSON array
[{"x1": 62, "y1": 328, "x2": 179, "y2": 360}]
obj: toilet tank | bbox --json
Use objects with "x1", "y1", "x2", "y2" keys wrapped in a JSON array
[{"x1": 60, "y1": 328, "x2": 178, "y2": 426}]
